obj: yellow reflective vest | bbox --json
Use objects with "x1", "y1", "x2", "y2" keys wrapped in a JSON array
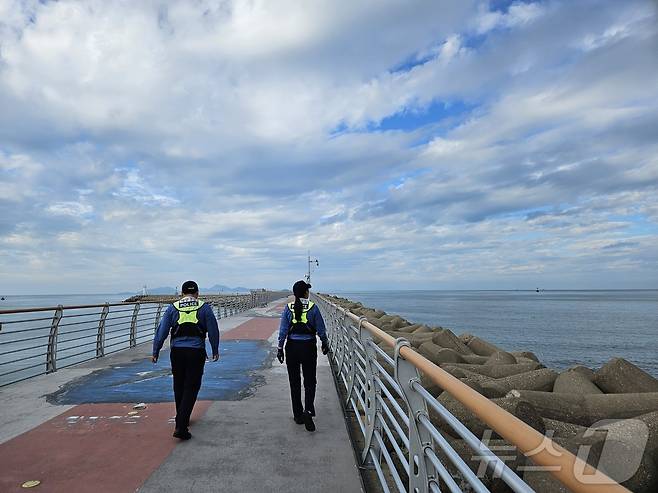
[
  {"x1": 172, "y1": 298, "x2": 206, "y2": 338},
  {"x1": 288, "y1": 301, "x2": 316, "y2": 335}
]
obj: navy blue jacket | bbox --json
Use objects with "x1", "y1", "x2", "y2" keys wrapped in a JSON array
[
  {"x1": 278, "y1": 302, "x2": 327, "y2": 349},
  {"x1": 153, "y1": 299, "x2": 220, "y2": 357}
]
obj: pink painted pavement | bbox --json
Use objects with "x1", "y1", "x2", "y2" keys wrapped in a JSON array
[
  {"x1": 222, "y1": 317, "x2": 280, "y2": 341},
  {"x1": 0, "y1": 401, "x2": 211, "y2": 493}
]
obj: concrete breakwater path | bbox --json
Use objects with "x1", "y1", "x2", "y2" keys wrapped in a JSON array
[{"x1": 0, "y1": 298, "x2": 363, "y2": 493}]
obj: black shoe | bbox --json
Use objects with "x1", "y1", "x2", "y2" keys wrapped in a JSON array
[
  {"x1": 173, "y1": 428, "x2": 192, "y2": 440},
  {"x1": 294, "y1": 415, "x2": 304, "y2": 425},
  {"x1": 303, "y1": 411, "x2": 315, "y2": 432}
]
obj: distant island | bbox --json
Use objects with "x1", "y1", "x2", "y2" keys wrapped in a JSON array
[{"x1": 125, "y1": 284, "x2": 254, "y2": 296}]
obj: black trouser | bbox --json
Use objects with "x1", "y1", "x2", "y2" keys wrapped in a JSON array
[
  {"x1": 170, "y1": 347, "x2": 206, "y2": 430},
  {"x1": 285, "y1": 339, "x2": 317, "y2": 418}
]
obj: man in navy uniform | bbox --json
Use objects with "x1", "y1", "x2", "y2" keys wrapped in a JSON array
[{"x1": 153, "y1": 280, "x2": 219, "y2": 439}]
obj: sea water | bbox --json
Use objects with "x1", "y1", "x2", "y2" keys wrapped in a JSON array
[
  {"x1": 0, "y1": 294, "x2": 144, "y2": 386},
  {"x1": 335, "y1": 290, "x2": 658, "y2": 377}
]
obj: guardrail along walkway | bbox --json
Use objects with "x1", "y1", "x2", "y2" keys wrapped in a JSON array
[
  {"x1": 0, "y1": 296, "x2": 362, "y2": 493},
  {"x1": 313, "y1": 293, "x2": 631, "y2": 493},
  {"x1": 0, "y1": 291, "x2": 282, "y2": 387}
]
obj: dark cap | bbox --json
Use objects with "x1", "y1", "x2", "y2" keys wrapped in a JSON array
[
  {"x1": 181, "y1": 280, "x2": 199, "y2": 294},
  {"x1": 292, "y1": 280, "x2": 311, "y2": 298}
]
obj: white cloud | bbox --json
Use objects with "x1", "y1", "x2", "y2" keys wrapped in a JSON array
[
  {"x1": 46, "y1": 201, "x2": 93, "y2": 217},
  {"x1": 473, "y1": 1, "x2": 545, "y2": 35},
  {"x1": 0, "y1": 0, "x2": 656, "y2": 292},
  {"x1": 111, "y1": 168, "x2": 179, "y2": 207}
]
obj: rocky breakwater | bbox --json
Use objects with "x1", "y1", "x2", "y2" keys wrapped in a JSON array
[{"x1": 325, "y1": 295, "x2": 658, "y2": 493}]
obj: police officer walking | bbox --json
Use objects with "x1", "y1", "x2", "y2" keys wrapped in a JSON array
[
  {"x1": 277, "y1": 280, "x2": 328, "y2": 432},
  {"x1": 152, "y1": 280, "x2": 220, "y2": 440}
]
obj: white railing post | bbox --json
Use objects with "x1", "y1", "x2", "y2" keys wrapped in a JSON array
[
  {"x1": 96, "y1": 303, "x2": 110, "y2": 358},
  {"x1": 358, "y1": 317, "x2": 383, "y2": 467},
  {"x1": 153, "y1": 303, "x2": 163, "y2": 332},
  {"x1": 46, "y1": 305, "x2": 63, "y2": 373},
  {"x1": 129, "y1": 303, "x2": 140, "y2": 348},
  {"x1": 394, "y1": 338, "x2": 437, "y2": 493},
  {"x1": 329, "y1": 304, "x2": 340, "y2": 354},
  {"x1": 334, "y1": 310, "x2": 350, "y2": 381},
  {"x1": 343, "y1": 318, "x2": 358, "y2": 406}
]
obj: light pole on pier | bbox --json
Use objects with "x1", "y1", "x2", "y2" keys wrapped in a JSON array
[{"x1": 306, "y1": 251, "x2": 319, "y2": 284}]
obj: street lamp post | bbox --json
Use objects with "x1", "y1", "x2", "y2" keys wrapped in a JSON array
[{"x1": 306, "y1": 251, "x2": 319, "y2": 284}]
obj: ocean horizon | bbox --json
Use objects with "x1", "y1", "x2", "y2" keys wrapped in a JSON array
[
  {"x1": 333, "y1": 289, "x2": 658, "y2": 377},
  {"x1": 1, "y1": 289, "x2": 656, "y2": 381}
]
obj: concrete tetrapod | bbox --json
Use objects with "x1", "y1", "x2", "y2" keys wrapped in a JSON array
[
  {"x1": 442, "y1": 362, "x2": 543, "y2": 379},
  {"x1": 553, "y1": 369, "x2": 603, "y2": 394},
  {"x1": 457, "y1": 368, "x2": 558, "y2": 399},
  {"x1": 485, "y1": 351, "x2": 518, "y2": 366},
  {"x1": 594, "y1": 358, "x2": 658, "y2": 394},
  {"x1": 431, "y1": 328, "x2": 474, "y2": 355},
  {"x1": 478, "y1": 368, "x2": 560, "y2": 398},
  {"x1": 528, "y1": 416, "x2": 658, "y2": 492},
  {"x1": 585, "y1": 411, "x2": 658, "y2": 468},
  {"x1": 432, "y1": 391, "x2": 546, "y2": 440},
  {"x1": 418, "y1": 342, "x2": 466, "y2": 366},
  {"x1": 445, "y1": 366, "x2": 493, "y2": 381},
  {"x1": 511, "y1": 351, "x2": 541, "y2": 363},
  {"x1": 561, "y1": 418, "x2": 658, "y2": 493},
  {"x1": 569, "y1": 365, "x2": 597, "y2": 381},
  {"x1": 390, "y1": 323, "x2": 422, "y2": 334},
  {"x1": 542, "y1": 418, "x2": 588, "y2": 439},
  {"x1": 413, "y1": 325, "x2": 434, "y2": 334},
  {"x1": 383, "y1": 330, "x2": 433, "y2": 348},
  {"x1": 466, "y1": 336, "x2": 505, "y2": 357},
  {"x1": 508, "y1": 390, "x2": 658, "y2": 427},
  {"x1": 460, "y1": 354, "x2": 491, "y2": 364}
]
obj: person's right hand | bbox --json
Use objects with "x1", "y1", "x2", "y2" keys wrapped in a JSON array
[
  {"x1": 277, "y1": 348, "x2": 284, "y2": 364},
  {"x1": 151, "y1": 355, "x2": 158, "y2": 364}
]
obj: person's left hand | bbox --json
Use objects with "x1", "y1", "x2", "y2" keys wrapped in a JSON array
[
  {"x1": 212, "y1": 353, "x2": 220, "y2": 362},
  {"x1": 151, "y1": 355, "x2": 158, "y2": 363}
]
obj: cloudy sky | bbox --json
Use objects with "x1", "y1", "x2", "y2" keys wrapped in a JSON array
[{"x1": 1, "y1": 0, "x2": 657, "y2": 294}]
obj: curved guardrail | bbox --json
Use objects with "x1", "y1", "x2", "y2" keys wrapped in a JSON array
[
  {"x1": 313, "y1": 293, "x2": 629, "y2": 493},
  {"x1": 0, "y1": 291, "x2": 280, "y2": 387}
]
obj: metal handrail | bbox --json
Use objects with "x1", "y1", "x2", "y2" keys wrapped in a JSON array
[
  {"x1": 0, "y1": 301, "x2": 161, "y2": 315},
  {"x1": 314, "y1": 293, "x2": 630, "y2": 493},
  {"x1": 0, "y1": 290, "x2": 285, "y2": 387}
]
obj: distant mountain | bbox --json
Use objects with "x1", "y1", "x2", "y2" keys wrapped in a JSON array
[
  {"x1": 205, "y1": 284, "x2": 251, "y2": 293},
  {"x1": 145, "y1": 286, "x2": 177, "y2": 295},
  {"x1": 120, "y1": 284, "x2": 253, "y2": 295}
]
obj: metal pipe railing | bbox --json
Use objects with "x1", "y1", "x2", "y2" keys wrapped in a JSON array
[
  {"x1": 0, "y1": 290, "x2": 286, "y2": 387},
  {"x1": 313, "y1": 293, "x2": 630, "y2": 493}
]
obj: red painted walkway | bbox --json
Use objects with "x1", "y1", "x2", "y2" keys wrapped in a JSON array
[
  {"x1": 222, "y1": 317, "x2": 280, "y2": 340},
  {"x1": 0, "y1": 313, "x2": 287, "y2": 492},
  {"x1": 0, "y1": 401, "x2": 211, "y2": 493}
]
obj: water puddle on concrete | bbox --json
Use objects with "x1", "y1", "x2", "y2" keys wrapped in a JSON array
[{"x1": 48, "y1": 340, "x2": 273, "y2": 404}]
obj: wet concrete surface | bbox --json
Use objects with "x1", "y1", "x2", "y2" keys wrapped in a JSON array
[{"x1": 48, "y1": 339, "x2": 273, "y2": 404}]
